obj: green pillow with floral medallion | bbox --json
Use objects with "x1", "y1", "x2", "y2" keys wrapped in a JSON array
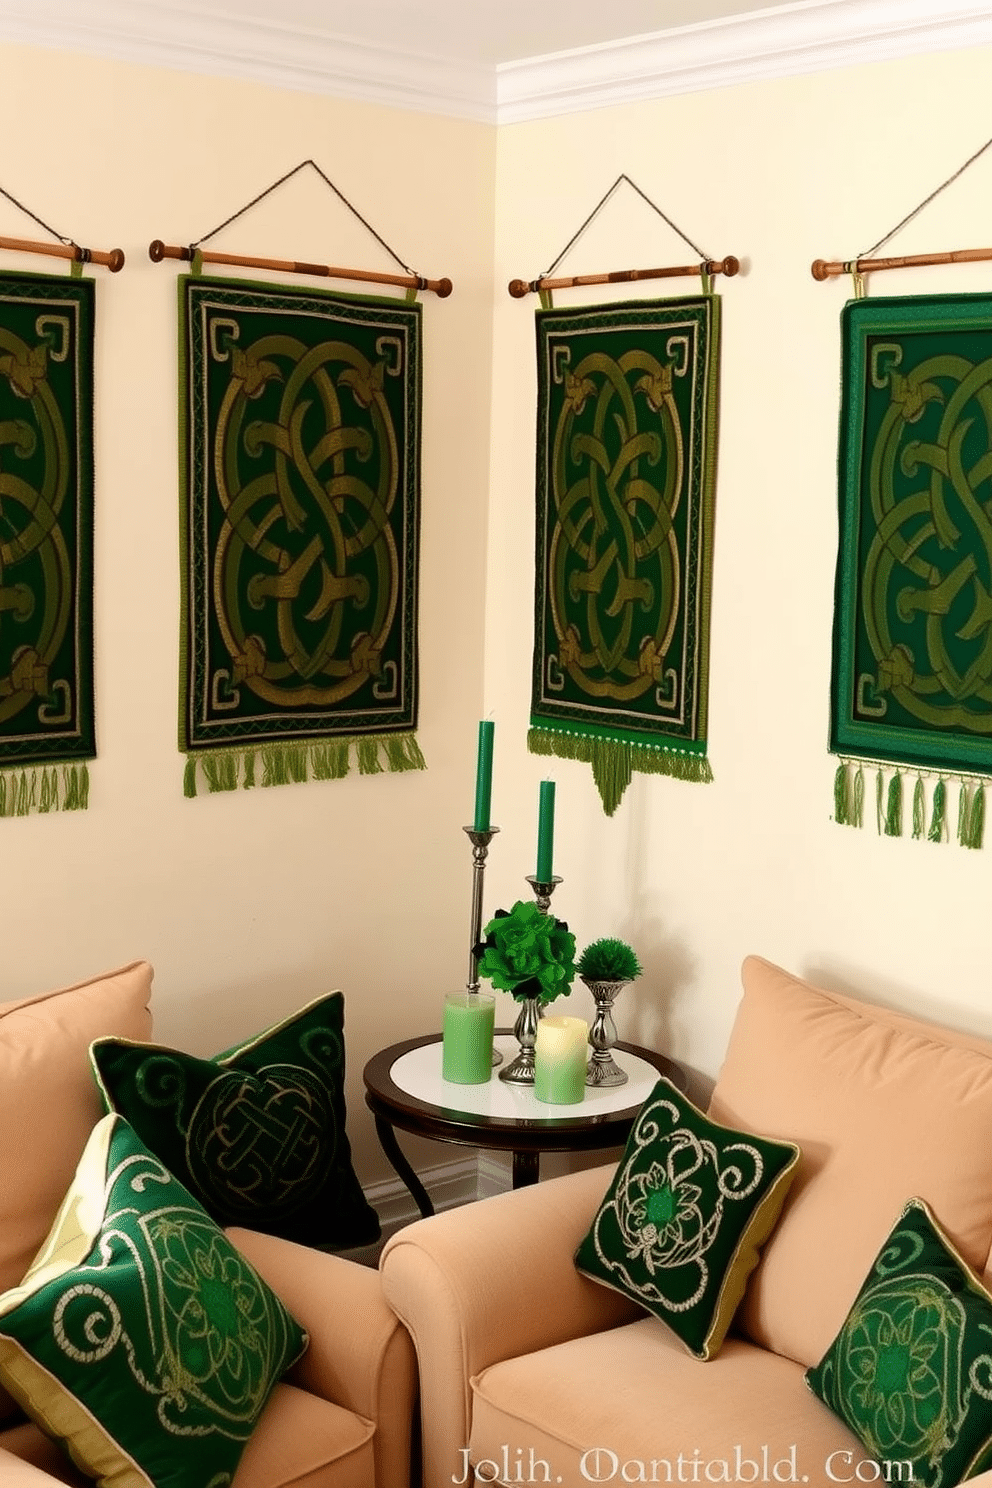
[
  {"x1": 806, "y1": 1197, "x2": 992, "y2": 1487},
  {"x1": 0, "y1": 1113, "x2": 307, "y2": 1488},
  {"x1": 574, "y1": 1077, "x2": 801, "y2": 1360}
]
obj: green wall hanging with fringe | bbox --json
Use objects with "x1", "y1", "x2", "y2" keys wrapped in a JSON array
[
  {"x1": 0, "y1": 270, "x2": 94, "y2": 817},
  {"x1": 529, "y1": 295, "x2": 721, "y2": 815},
  {"x1": 830, "y1": 292, "x2": 992, "y2": 849},
  {"x1": 178, "y1": 275, "x2": 424, "y2": 795}
]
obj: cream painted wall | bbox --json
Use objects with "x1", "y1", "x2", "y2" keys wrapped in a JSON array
[
  {"x1": 5, "y1": 32, "x2": 992, "y2": 1197},
  {"x1": 0, "y1": 45, "x2": 496, "y2": 1182},
  {"x1": 486, "y1": 43, "x2": 992, "y2": 1100}
]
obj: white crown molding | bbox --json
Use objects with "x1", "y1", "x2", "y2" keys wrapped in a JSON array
[
  {"x1": 0, "y1": 0, "x2": 988, "y2": 123},
  {"x1": 497, "y1": 0, "x2": 992, "y2": 123},
  {"x1": 0, "y1": 0, "x2": 497, "y2": 121}
]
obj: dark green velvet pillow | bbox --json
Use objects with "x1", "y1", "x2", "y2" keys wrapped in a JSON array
[
  {"x1": 806, "y1": 1198, "x2": 992, "y2": 1487},
  {"x1": 574, "y1": 1077, "x2": 800, "y2": 1359},
  {"x1": 0, "y1": 1113, "x2": 307, "y2": 1488},
  {"x1": 90, "y1": 991, "x2": 380, "y2": 1250}
]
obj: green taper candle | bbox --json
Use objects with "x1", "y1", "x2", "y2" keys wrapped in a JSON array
[
  {"x1": 536, "y1": 779, "x2": 556, "y2": 881},
  {"x1": 474, "y1": 721, "x2": 495, "y2": 831}
]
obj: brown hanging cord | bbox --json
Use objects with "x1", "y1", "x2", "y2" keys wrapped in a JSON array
[
  {"x1": 508, "y1": 173, "x2": 738, "y2": 297},
  {"x1": 149, "y1": 159, "x2": 451, "y2": 297},
  {"x1": 812, "y1": 131, "x2": 992, "y2": 282},
  {"x1": 0, "y1": 182, "x2": 124, "y2": 271}
]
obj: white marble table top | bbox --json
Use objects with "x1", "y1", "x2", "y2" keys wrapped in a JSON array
[{"x1": 389, "y1": 1032, "x2": 664, "y2": 1123}]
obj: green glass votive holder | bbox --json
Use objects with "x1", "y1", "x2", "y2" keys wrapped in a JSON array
[
  {"x1": 442, "y1": 992, "x2": 496, "y2": 1084},
  {"x1": 534, "y1": 1015, "x2": 588, "y2": 1104}
]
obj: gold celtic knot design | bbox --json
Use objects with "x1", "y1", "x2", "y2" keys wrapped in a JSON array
[
  {"x1": 549, "y1": 345, "x2": 684, "y2": 709},
  {"x1": 188, "y1": 1065, "x2": 336, "y2": 1220},
  {"x1": 181, "y1": 277, "x2": 421, "y2": 762},
  {"x1": 832, "y1": 295, "x2": 992, "y2": 784},
  {"x1": 0, "y1": 277, "x2": 92, "y2": 771},
  {"x1": 862, "y1": 343, "x2": 992, "y2": 735},
  {"x1": 212, "y1": 326, "x2": 402, "y2": 711},
  {"x1": 531, "y1": 295, "x2": 719, "y2": 812}
]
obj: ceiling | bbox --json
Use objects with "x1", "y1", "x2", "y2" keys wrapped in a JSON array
[{"x1": 176, "y1": 0, "x2": 807, "y2": 66}]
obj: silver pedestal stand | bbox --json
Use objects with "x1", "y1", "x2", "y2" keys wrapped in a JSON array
[
  {"x1": 583, "y1": 977, "x2": 632, "y2": 1087},
  {"x1": 463, "y1": 826, "x2": 502, "y2": 1066},
  {"x1": 498, "y1": 874, "x2": 563, "y2": 1086}
]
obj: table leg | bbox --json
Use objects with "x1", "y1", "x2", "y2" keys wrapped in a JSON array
[
  {"x1": 512, "y1": 1150, "x2": 540, "y2": 1189},
  {"x1": 374, "y1": 1116, "x2": 435, "y2": 1219}
]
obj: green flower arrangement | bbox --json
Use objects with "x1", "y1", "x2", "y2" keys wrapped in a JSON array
[
  {"x1": 577, "y1": 937, "x2": 642, "y2": 983},
  {"x1": 475, "y1": 900, "x2": 577, "y2": 1004}
]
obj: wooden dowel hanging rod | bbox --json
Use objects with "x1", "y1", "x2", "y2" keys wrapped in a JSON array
[
  {"x1": 0, "y1": 234, "x2": 124, "y2": 272},
  {"x1": 508, "y1": 256, "x2": 739, "y2": 298},
  {"x1": 148, "y1": 240, "x2": 452, "y2": 297},
  {"x1": 812, "y1": 246, "x2": 992, "y2": 280}
]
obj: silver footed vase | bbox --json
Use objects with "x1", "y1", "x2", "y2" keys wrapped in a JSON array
[
  {"x1": 583, "y1": 977, "x2": 631, "y2": 1087},
  {"x1": 498, "y1": 993, "x2": 544, "y2": 1085}
]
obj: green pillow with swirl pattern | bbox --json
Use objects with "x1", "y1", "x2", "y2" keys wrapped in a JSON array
[
  {"x1": 574, "y1": 1077, "x2": 801, "y2": 1359},
  {"x1": 806, "y1": 1197, "x2": 992, "y2": 1487},
  {"x1": 0, "y1": 1113, "x2": 308, "y2": 1488},
  {"x1": 90, "y1": 991, "x2": 380, "y2": 1251}
]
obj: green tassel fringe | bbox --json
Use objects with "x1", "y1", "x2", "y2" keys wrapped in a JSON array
[
  {"x1": 958, "y1": 782, "x2": 970, "y2": 847},
  {"x1": 203, "y1": 751, "x2": 239, "y2": 793},
  {"x1": 833, "y1": 761, "x2": 865, "y2": 828},
  {"x1": 183, "y1": 733, "x2": 427, "y2": 798},
  {"x1": 911, "y1": 777, "x2": 925, "y2": 840},
  {"x1": 356, "y1": 739, "x2": 383, "y2": 775},
  {"x1": 834, "y1": 764, "x2": 987, "y2": 848},
  {"x1": 183, "y1": 756, "x2": 198, "y2": 799},
  {"x1": 528, "y1": 726, "x2": 712, "y2": 817},
  {"x1": 970, "y1": 783, "x2": 986, "y2": 849},
  {"x1": 833, "y1": 761, "x2": 849, "y2": 825},
  {"x1": 958, "y1": 781, "x2": 986, "y2": 850},
  {"x1": 884, "y1": 772, "x2": 902, "y2": 836},
  {"x1": 0, "y1": 762, "x2": 90, "y2": 818}
]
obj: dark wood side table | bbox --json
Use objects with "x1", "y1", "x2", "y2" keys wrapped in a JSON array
[{"x1": 363, "y1": 1029, "x2": 687, "y2": 1219}]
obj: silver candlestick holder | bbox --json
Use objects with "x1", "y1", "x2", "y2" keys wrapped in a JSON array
[
  {"x1": 463, "y1": 825, "x2": 502, "y2": 1066},
  {"x1": 498, "y1": 873, "x2": 565, "y2": 1086},
  {"x1": 525, "y1": 874, "x2": 562, "y2": 915}
]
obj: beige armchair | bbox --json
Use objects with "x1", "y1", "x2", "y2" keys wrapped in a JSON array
[
  {"x1": 0, "y1": 961, "x2": 416, "y2": 1488},
  {"x1": 382, "y1": 956, "x2": 992, "y2": 1488}
]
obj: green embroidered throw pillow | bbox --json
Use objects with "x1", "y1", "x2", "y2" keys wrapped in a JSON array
[
  {"x1": 806, "y1": 1198, "x2": 992, "y2": 1487},
  {"x1": 90, "y1": 990, "x2": 380, "y2": 1250},
  {"x1": 0, "y1": 1113, "x2": 307, "y2": 1488},
  {"x1": 574, "y1": 1077, "x2": 800, "y2": 1359}
]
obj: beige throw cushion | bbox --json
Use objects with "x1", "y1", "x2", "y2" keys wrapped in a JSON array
[
  {"x1": 0, "y1": 961, "x2": 153, "y2": 1296},
  {"x1": 707, "y1": 955, "x2": 992, "y2": 1369}
]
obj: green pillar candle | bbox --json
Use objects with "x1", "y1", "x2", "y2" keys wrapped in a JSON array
[
  {"x1": 474, "y1": 721, "x2": 495, "y2": 831},
  {"x1": 534, "y1": 1015, "x2": 587, "y2": 1104},
  {"x1": 536, "y1": 779, "x2": 556, "y2": 881},
  {"x1": 442, "y1": 993, "x2": 495, "y2": 1084}
]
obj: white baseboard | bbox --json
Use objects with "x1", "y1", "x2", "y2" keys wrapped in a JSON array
[{"x1": 338, "y1": 1151, "x2": 513, "y2": 1266}]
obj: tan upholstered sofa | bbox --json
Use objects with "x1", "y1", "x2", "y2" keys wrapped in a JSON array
[
  {"x1": 382, "y1": 955, "x2": 992, "y2": 1488},
  {"x1": 0, "y1": 961, "x2": 416, "y2": 1488}
]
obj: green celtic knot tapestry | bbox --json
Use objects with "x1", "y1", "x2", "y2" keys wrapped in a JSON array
[
  {"x1": 179, "y1": 275, "x2": 424, "y2": 795},
  {"x1": 0, "y1": 271, "x2": 94, "y2": 816},
  {"x1": 529, "y1": 296, "x2": 721, "y2": 815},
  {"x1": 831, "y1": 293, "x2": 992, "y2": 848}
]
